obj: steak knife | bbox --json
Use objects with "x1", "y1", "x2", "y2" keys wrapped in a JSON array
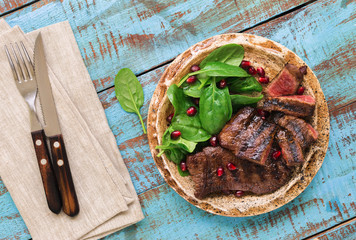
[{"x1": 34, "y1": 33, "x2": 79, "y2": 217}]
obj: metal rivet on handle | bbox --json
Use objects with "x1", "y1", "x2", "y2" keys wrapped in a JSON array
[
  {"x1": 57, "y1": 159, "x2": 64, "y2": 167},
  {"x1": 40, "y1": 159, "x2": 47, "y2": 165},
  {"x1": 53, "y1": 141, "x2": 60, "y2": 148},
  {"x1": 36, "y1": 140, "x2": 42, "y2": 146}
]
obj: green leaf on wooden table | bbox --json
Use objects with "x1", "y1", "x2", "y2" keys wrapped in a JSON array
[
  {"x1": 230, "y1": 94, "x2": 263, "y2": 112},
  {"x1": 199, "y1": 78, "x2": 232, "y2": 135},
  {"x1": 114, "y1": 68, "x2": 146, "y2": 134},
  {"x1": 178, "y1": 62, "x2": 249, "y2": 86},
  {"x1": 228, "y1": 76, "x2": 262, "y2": 93},
  {"x1": 200, "y1": 44, "x2": 245, "y2": 68}
]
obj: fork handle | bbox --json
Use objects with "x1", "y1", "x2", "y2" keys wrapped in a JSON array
[
  {"x1": 31, "y1": 130, "x2": 62, "y2": 214},
  {"x1": 49, "y1": 134, "x2": 79, "y2": 217}
]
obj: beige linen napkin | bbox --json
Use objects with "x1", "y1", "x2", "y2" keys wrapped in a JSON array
[{"x1": 0, "y1": 20, "x2": 144, "y2": 240}]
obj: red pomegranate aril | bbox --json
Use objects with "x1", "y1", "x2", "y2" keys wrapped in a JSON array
[
  {"x1": 209, "y1": 136, "x2": 218, "y2": 147},
  {"x1": 297, "y1": 86, "x2": 305, "y2": 95},
  {"x1": 227, "y1": 162, "x2": 237, "y2": 171},
  {"x1": 217, "y1": 167, "x2": 224, "y2": 177},
  {"x1": 218, "y1": 79, "x2": 227, "y2": 89},
  {"x1": 258, "y1": 76, "x2": 269, "y2": 84},
  {"x1": 257, "y1": 109, "x2": 269, "y2": 120},
  {"x1": 193, "y1": 98, "x2": 200, "y2": 106},
  {"x1": 248, "y1": 66, "x2": 257, "y2": 75},
  {"x1": 191, "y1": 65, "x2": 200, "y2": 72},
  {"x1": 171, "y1": 130, "x2": 181, "y2": 140},
  {"x1": 241, "y1": 60, "x2": 251, "y2": 69},
  {"x1": 235, "y1": 190, "x2": 244, "y2": 197},
  {"x1": 186, "y1": 106, "x2": 197, "y2": 116},
  {"x1": 187, "y1": 76, "x2": 197, "y2": 84},
  {"x1": 167, "y1": 113, "x2": 174, "y2": 123},
  {"x1": 272, "y1": 150, "x2": 281, "y2": 160},
  {"x1": 256, "y1": 67, "x2": 265, "y2": 77},
  {"x1": 180, "y1": 161, "x2": 187, "y2": 171}
]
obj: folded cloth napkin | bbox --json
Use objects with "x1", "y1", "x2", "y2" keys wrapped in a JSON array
[{"x1": 0, "y1": 20, "x2": 144, "y2": 240}]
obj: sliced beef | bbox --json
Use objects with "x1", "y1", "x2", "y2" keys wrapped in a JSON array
[
  {"x1": 186, "y1": 147, "x2": 292, "y2": 199},
  {"x1": 275, "y1": 130, "x2": 304, "y2": 166},
  {"x1": 273, "y1": 114, "x2": 318, "y2": 148},
  {"x1": 263, "y1": 95, "x2": 316, "y2": 117},
  {"x1": 265, "y1": 64, "x2": 306, "y2": 97},
  {"x1": 218, "y1": 107, "x2": 255, "y2": 150}
]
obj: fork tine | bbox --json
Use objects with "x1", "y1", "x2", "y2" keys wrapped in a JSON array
[
  {"x1": 16, "y1": 42, "x2": 32, "y2": 81},
  {"x1": 11, "y1": 43, "x2": 26, "y2": 82},
  {"x1": 4, "y1": 45, "x2": 21, "y2": 83},
  {"x1": 20, "y1": 41, "x2": 33, "y2": 69}
]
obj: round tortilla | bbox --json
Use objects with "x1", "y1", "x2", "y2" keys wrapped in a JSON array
[{"x1": 147, "y1": 33, "x2": 330, "y2": 217}]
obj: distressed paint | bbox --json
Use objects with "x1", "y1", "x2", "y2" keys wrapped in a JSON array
[
  {"x1": 0, "y1": 0, "x2": 35, "y2": 14},
  {"x1": 307, "y1": 218, "x2": 356, "y2": 240},
  {"x1": 0, "y1": 0, "x2": 355, "y2": 240}
]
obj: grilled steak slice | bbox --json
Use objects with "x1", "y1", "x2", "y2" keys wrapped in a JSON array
[
  {"x1": 276, "y1": 130, "x2": 304, "y2": 166},
  {"x1": 236, "y1": 120, "x2": 277, "y2": 165},
  {"x1": 273, "y1": 114, "x2": 318, "y2": 148},
  {"x1": 186, "y1": 147, "x2": 292, "y2": 199},
  {"x1": 265, "y1": 64, "x2": 306, "y2": 97},
  {"x1": 218, "y1": 107, "x2": 255, "y2": 151},
  {"x1": 263, "y1": 95, "x2": 316, "y2": 117}
]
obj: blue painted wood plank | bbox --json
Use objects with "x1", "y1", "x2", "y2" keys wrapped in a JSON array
[
  {"x1": 0, "y1": 0, "x2": 36, "y2": 15},
  {"x1": 59, "y1": 0, "x2": 311, "y2": 92},
  {"x1": 308, "y1": 218, "x2": 356, "y2": 240}
]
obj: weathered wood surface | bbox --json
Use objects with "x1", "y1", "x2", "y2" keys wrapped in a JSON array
[
  {"x1": 0, "y1": 0, "x2": 355, "y2": 239},
  {"x1": 0, "y1": 0, "x2": 35, "y2": 15},
  {"x1": 305, "y1": 218, "x2": 356, "y2": 240}
]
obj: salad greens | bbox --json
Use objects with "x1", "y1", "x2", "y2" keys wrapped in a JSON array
[
  {"x1": 156, "y1": 44, "x2": 264, "y2": 176},
  {"x1": 114, "y1": 68, "x2": 146, "y2": 133}
]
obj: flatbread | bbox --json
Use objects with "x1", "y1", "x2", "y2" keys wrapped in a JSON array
[{"x1": 147, "y1": 33, "x2": 330, "y2": 216}]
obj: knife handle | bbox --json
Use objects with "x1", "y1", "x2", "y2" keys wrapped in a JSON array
[
  {"x1": 49, "y1": 134, "x2": 79, "y2": 217},
  {"x1": 31, "y1": 130, "x2": 62, "y2": 214}
]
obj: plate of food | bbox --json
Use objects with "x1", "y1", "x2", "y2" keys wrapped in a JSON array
[{"x1": 147, "y1": 33, "x2": 330, "y2": 217}]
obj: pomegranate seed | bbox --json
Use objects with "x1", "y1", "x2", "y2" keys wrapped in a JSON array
[
  {"x1": 256, "y1": 67, "x2": 265, "y2": 77},
  {"x1": 248, "y1": 67, "x2": 257, "y2": 75},
  {"x1": 180, "y1": 161, "x2": 187, "y2": 171},
  {"x1": 258, "y1": 76, "x2": 269, "y2": 84},
  {"x1": 235, "y1": 190, "x2": 244, "y2": 197},
  {"x1": 297, "y1": 86, "x2": 305, "y2": 95},
  {"x1": 171, "y1": 130, "x2": 181, "y2": 140},
  {"x1": 209, "y1": 136, "x2": 218, "y2": 147},
  {"x1": 193, "y1": 98, "x2": 200, "y2": 106},
  {"x1": 218, "y1": 79, "x2": 227, "y2": 89},
  {"x1": 191, "y1": 65, "x2": 200, "y2": 72},
  {"x1": 187, "y1": 76, "x2": 197, "y2": 84},
  {"x1": 257, "y1": 109, "x2": 269, "y2": 120},
  {"x1": 227, "y1": 162, "x2": 237, "y2": 171},
  {"x1": 222, "y1": 190, "x2": 232, "y2": 195},
  {"x1": 241, "y1": 60, "x2": 251, "y2": 69},
  {"x1": 167, "y1": 113, "x2": 174, "y2": 123},
  {"x1": 272, "y1": 150, "x2": 281, "y2": 160},
  {"x1": 217, "y1": 167, "x2": 224, "y2": 177},
  {"x1": 186, "y1": 106, "x2": 197, "y2": 116}
]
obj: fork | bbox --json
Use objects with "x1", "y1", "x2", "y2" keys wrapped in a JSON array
[{"x1": 5, "y1": 42, "x2": 62, "y2": 214}]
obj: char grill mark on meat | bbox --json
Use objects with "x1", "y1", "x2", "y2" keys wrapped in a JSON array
[
  {"x1": 273, "y1": 114, "x2": 318, "y2": 148},
  {"x1": 186, "y1": 147, "x2": 292, "y2": 199},
  {"x1": 263, "y1": 95, "x2": 316, "y2": 117},
  {"x1": 265, "y1": 64, "x2": 305, "y2": 97},
  {"x1": 276, "y1": 130, "x2": 305, "y2": 166},
  {"x1": 218, "y1": 107, "x2": 255, "y2": 149}
]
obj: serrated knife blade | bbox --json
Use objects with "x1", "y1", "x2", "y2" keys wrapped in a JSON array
[{"x1": 34, "y1": 33, "x2": 61, "y2": 137}]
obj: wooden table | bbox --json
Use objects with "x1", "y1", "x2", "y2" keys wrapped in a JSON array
[{"x1": 0, "y1": 0, "x2": 355, "y2": 239}]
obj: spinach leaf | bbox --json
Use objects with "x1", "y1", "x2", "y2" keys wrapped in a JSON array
[
  {"x1": 230, "y1": 94, "x2": 263, "y2": 111},
  {"x1": 115, "y1": 68, "x2": 146, "y2": 133},
  {"x1": 199, "y1": 78, "x2": 232, "y2": 134},
  {"x1": 171, "y1": 114, "x2": 211, "y2": 142},
  {"x1": 200, "y1": 44, "x2": 244, "y2": 68},
  {"x1": 228, "y1": 76, "x2": 262, "y2": 93},
  {"x1": 177, "y1": 164, "x2": 190, "y2": 176},
  {"x1": 167, "y1": 84, "x2": 191, "y2": 114},
  {"x1": 178, "y1": 62, "x2": 250, "y2": 86},
  {"x1": 182, "y1": 81, "x2": 205, "y2": 98}
]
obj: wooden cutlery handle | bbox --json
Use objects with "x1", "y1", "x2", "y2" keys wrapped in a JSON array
[
  {"x1": 31, "y1": 130, "x2": 62, "y2": 214},
  {"x1": 49, "y1": 134, "x2": 79, "y2": 217}
]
